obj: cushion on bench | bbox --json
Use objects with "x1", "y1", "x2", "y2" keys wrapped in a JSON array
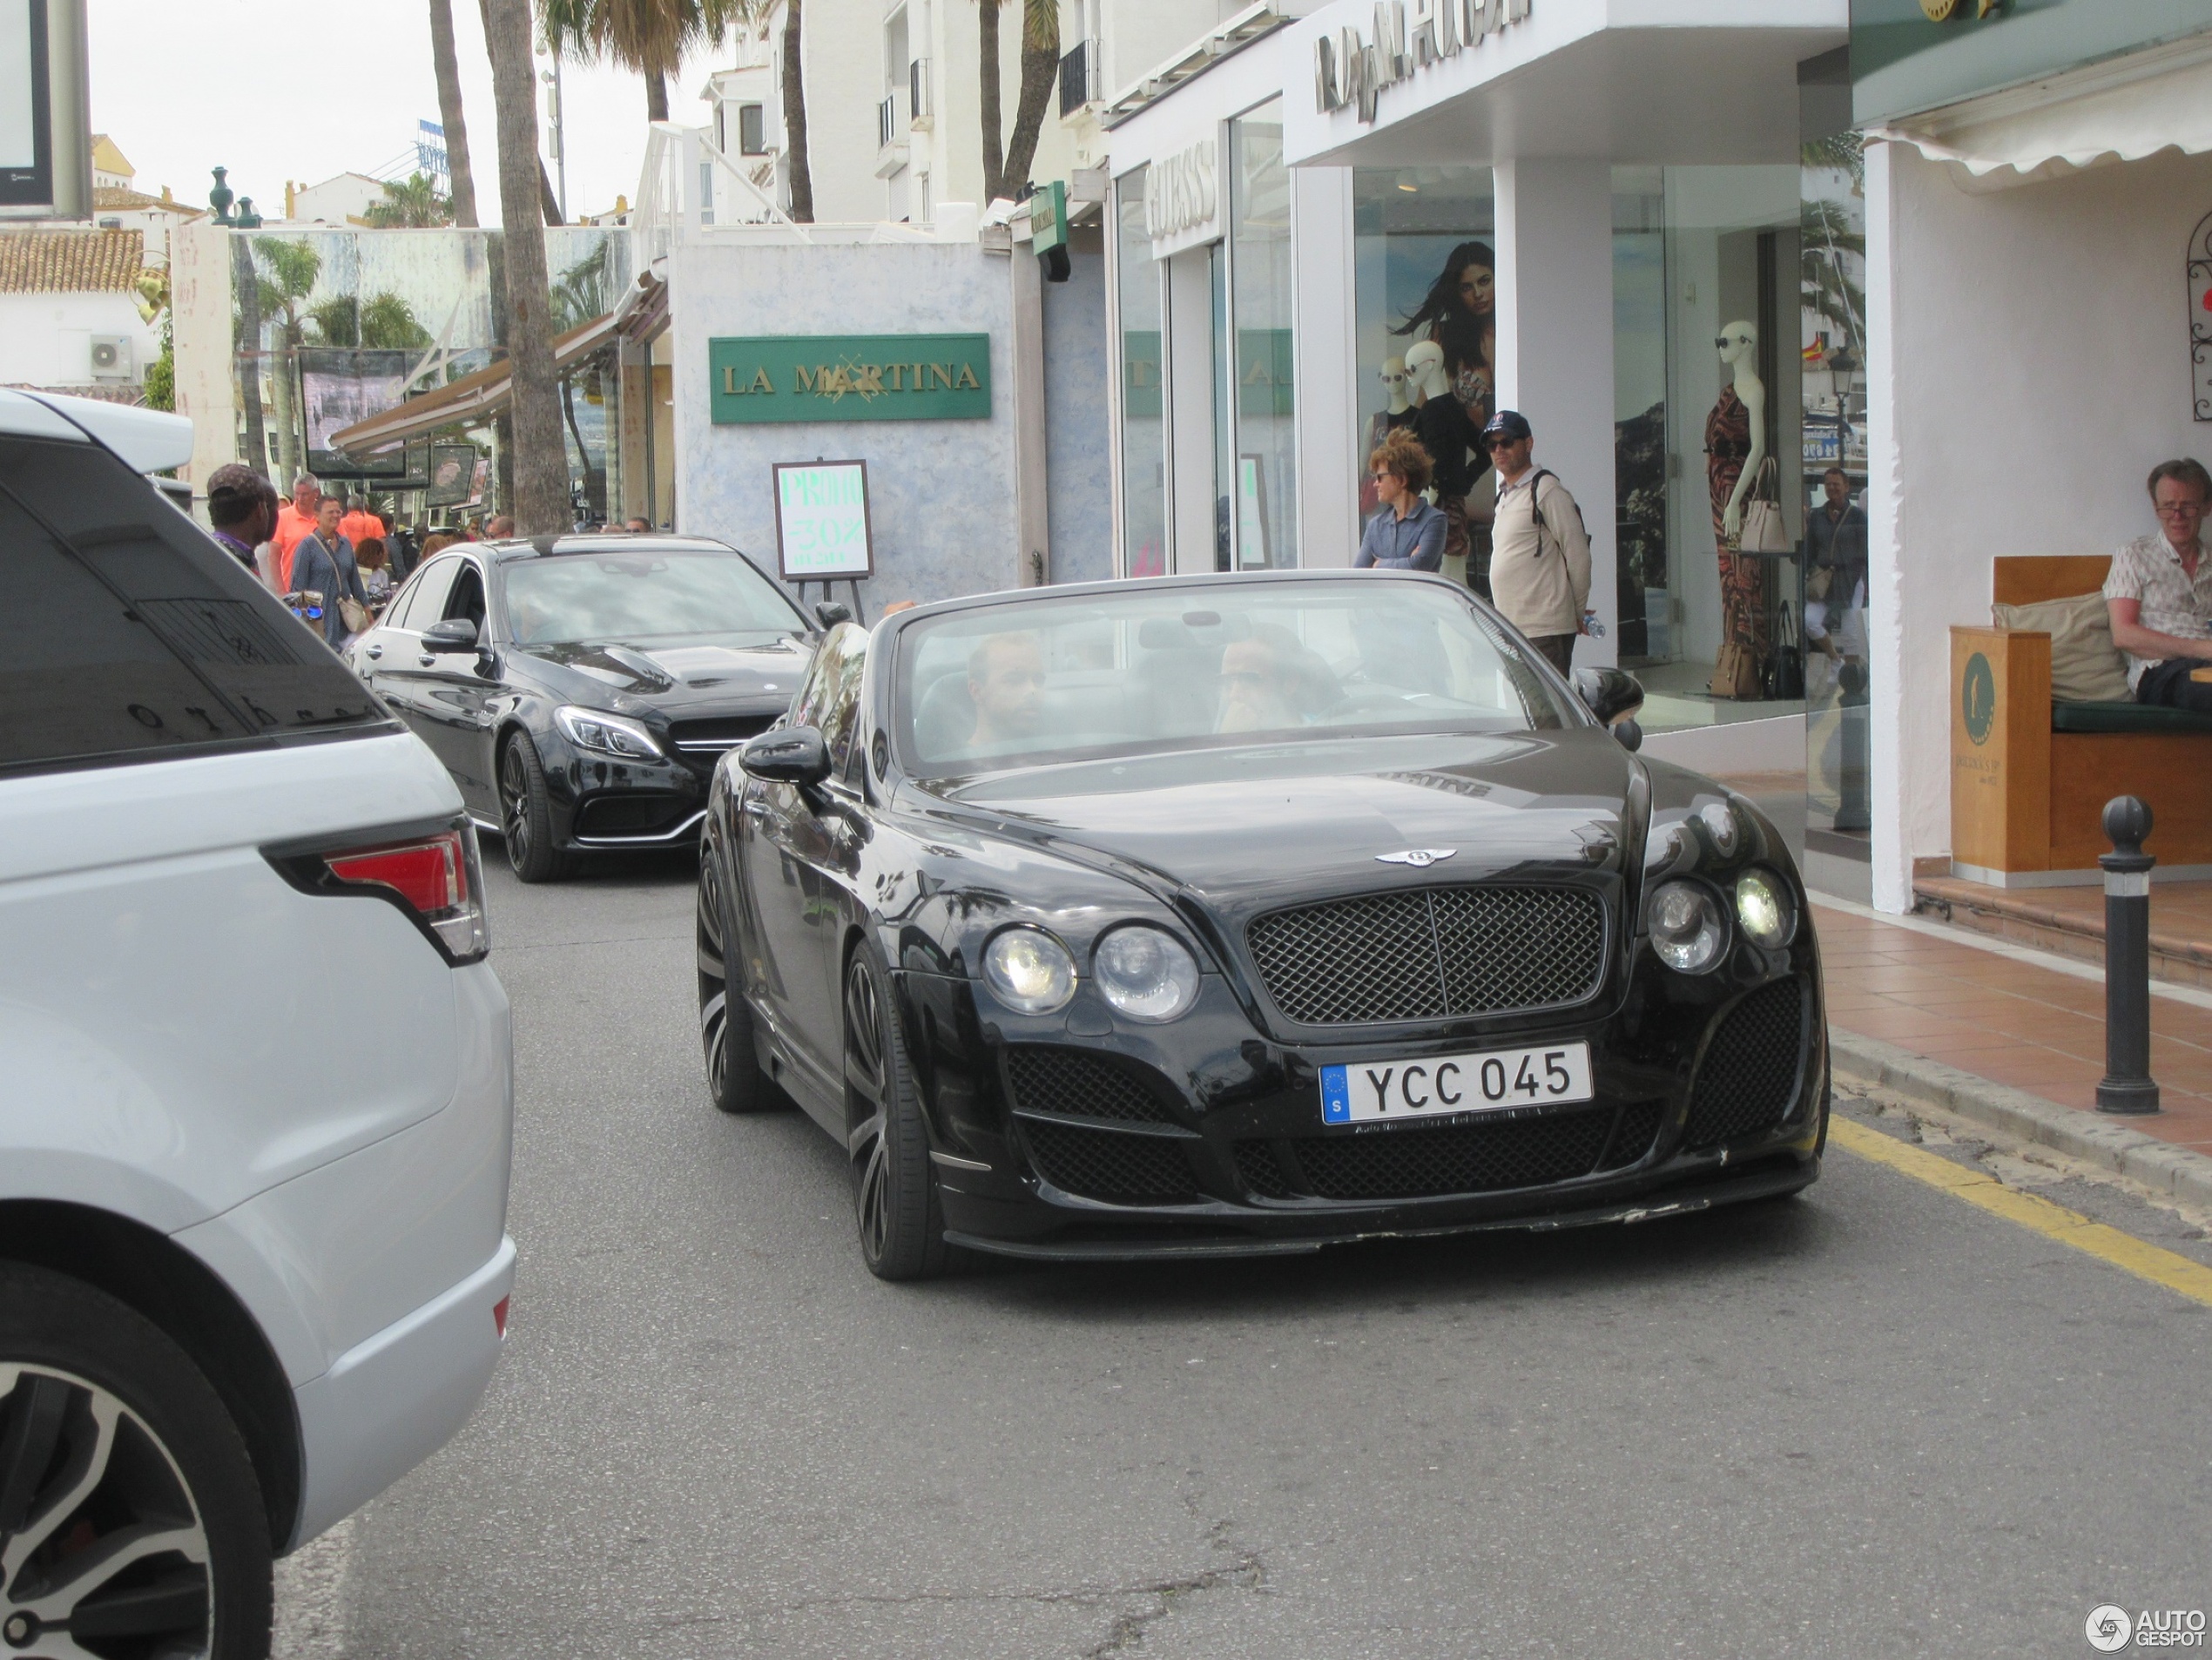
[
  {"x1": 1992, "y1": 592, "x2": 2131, "y2": 702},
  {"x1": 2051, "y1": 700, "x2": 2212, "y2": 735}
]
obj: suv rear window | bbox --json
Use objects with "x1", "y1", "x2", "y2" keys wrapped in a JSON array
[{"x1": 0, "y1": 434, "x2": 388, "y2": 777}]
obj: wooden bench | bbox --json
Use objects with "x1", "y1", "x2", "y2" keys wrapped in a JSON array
[{"x1": 1951, "y1": 555, "x2": 2212, "y2": 884}]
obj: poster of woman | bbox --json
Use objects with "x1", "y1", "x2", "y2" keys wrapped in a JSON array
[{"x1": 1379, "y1": 240, "x2": 1498, "y2": 590}]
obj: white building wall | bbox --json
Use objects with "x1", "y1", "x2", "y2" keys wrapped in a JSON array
[
  {"x1": 0, "y1": 292, "x2": 158, "y2": 388},
  {"x1": 1866, "y1": 139, "x2": 2212, "y2": 911}
]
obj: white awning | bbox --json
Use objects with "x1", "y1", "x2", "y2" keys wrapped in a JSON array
[{"x1": 1876, "y1": 30, "x2": 2212, "y2": 189}]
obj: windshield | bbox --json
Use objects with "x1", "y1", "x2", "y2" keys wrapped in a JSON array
[
  {"x1": 502, "y1": 550, "x2": 800, "y2": 644},
  {"x1": 895, "y1": 581, "x2": 1574, "y2": 774}
]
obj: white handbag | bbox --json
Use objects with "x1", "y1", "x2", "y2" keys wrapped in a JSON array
[{"x1": 1737, "y1": 458, "x2": 1793, "y2": 554}]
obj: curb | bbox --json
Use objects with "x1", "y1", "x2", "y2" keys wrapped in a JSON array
[{"x1": 1829, "y1": 1027, "x2": 2212, "y2": 1216}]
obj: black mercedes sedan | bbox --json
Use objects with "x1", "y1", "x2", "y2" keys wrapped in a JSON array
[
  {"x1": 698, "y1": 570, "x2": 1826, "y2": 1279},
  {"x1": 352, "y1": 535, "x2": 813, "y2": 879}
]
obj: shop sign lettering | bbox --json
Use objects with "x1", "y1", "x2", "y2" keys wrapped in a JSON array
[
  {"x1": 708, "y1": 334, "x2": 990, "y2": 425},
  {"x1": 1143, "y1": 139, "x2": 1218, "y2": 253},
  {"x1": 1316, "y1": 0, "x2": 1530, "y2": 124}
]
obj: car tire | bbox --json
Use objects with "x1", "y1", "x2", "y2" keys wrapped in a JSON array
[
  {"x1": 499, "y1": 732, "x2": 570, "y2": 884},
  {"x1": 0, "y1": 1262, "x2": 273, "y2": 1660},
  {"x1": 698, "y1": 820, "x2": 780, "y2": 1115},
  {"x1": 842, "y1": 946, "x2": 950, "y2": 1281}
]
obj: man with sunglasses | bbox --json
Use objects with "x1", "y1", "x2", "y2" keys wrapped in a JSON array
[{"x1": 1482, "y1": 410, "x2": 1591, "y2": 676}]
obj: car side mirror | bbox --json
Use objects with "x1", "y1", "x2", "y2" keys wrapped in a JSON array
[
  {"x1": 741, "y1": 726, "x2": 833, "y2": 800},
  {"x1": 1613, "y1": 718, "x2": 1642, "y2": 752},
  {"x1": 1574, "y1": 666, "x2": 1645, "y2": 728},
  {"x1": 422, "y1": 617, "x2": 479, "y2": 652}
]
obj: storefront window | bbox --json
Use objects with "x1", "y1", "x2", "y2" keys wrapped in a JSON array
[
  {"x1": 1352, "y1": 166, "x2": 1494, "y2": 590},
  {"x1": 1230, "y1": 100, "x2": 1295, "y2": 568},
  {"x1": 1211, "y1": 240, "x2": 1233, "y2": 570},
  {"x1": 1607, "y1": 166, "x2": 1807, "y2": 732},
  {"x1": 1801, "y1": 133, "x2": 1870, "y2": 851},
  {"x1": 1115, "y1": 166, "x2": 1167, "y2": 577}
]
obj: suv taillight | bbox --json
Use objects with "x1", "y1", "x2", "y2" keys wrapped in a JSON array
[{"x1": 271, "y1": 818, "x2": 490, "y2": 964}]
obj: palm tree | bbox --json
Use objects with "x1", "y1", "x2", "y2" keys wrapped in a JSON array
[
  {"x1": 781, "y1": 0, "x2": 813, "y2": 220},
  {"x1": 365, "y1": 172, "x2": 455, "y2": 227},
  {"x1": 540, "y1": 0, "x2": 739, "y2": 121},
  {"x1": 253, "y1": 238, "x2": 322, "y2": 484},
  {"x1": 997, "y1": 0, "x2": 1058, "y2": 200},
  {"x1": 429, "y1": 0, "x2": 481, "y2": 225},
  {"x1": 977, "y1": 0, "x2": 1003, "y2": 201},
  {"x1": 1802, "y1": 198, "x2": 1865, "y2": 353},
  {"x1": 307, "y1": 292, "x2": 435, "y2": 350},
  {"x1": 486, "y1": 0, "x2": 570, "y2": 531},
  {"x1": 550, "y1": 246, "x2": 610, "y2": 517}
]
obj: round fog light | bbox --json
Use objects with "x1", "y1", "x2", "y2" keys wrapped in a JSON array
[
  {"x1": 1649, "y1": 881, "x2": 1725, "y2": 973},
  {"x1": 1093, "y1": 926, "x2": 1201, "y2": 1022},
  {"x1": 1734, "y1": 869, "x2": 1794, "y2": 948},
  {"x1": 982, "y1": 928, "x2": 1076, "y2": 1014}
]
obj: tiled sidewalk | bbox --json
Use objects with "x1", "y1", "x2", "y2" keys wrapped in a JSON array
[{"x1": 1815, "y1": 901, "x2": 2212, "y2": 1158}]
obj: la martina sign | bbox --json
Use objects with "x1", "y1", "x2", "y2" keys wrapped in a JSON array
[
  {"x1": 709, "y1": 334, "x2": 991, "y2": 424},
  {"x1": 1316, "y1": 0, "x2": 1531, "y2": 124}
]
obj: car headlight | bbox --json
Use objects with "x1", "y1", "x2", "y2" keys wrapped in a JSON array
[
  {"x1": 554, "y1": 705, "x2": 664, "y2": 760},
  {"x1": 1734, "y1": 868, "x2": 1795, "y2": 948},
  {"x1": 1697, "y1": 800, "x2": 1741, "y2": 858},
  {"x1": 1093, "y1": 926, "x2": 1201, "y2": 1022},
  {"x1": 982, "y1": 928, "x2": 1076, "y2": 1014},
  {"x1": 1648, "y1": 880, "x2": 1726, "y2": 973}
]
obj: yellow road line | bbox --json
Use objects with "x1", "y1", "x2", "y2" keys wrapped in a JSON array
[{"x1": 1829, "y1": 1117, "x2": 2212, "y2": 1310}]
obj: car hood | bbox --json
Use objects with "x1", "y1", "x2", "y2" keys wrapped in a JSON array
[
  {"x1": 913, "y1": 728, "x2": 1642, "y2": 913},
  {"x1": 513, "y1": 636, "x2": 806, "y2": 714}
]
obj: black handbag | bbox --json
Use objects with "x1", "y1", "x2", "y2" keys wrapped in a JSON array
[{"x1": 1765, "y1": 602, "x2": 1805, "y2": 701}]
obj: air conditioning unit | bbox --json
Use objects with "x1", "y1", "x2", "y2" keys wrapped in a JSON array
[{"x1": 90, "y1": 335, "x2": 133, "y2": 380}]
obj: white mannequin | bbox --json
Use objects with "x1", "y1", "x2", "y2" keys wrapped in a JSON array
[
  {"x1": 1716, "y1": 320, "x2": 1765, "y2": 542},
  {"x1": 1402, "y1": 339, "x2": 1450, "y2": 406},
  {"x1": 1379, "y1": 356, "x2": 1411, "y2": 416}
]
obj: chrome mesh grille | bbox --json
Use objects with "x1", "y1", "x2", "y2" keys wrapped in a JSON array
[{"x1": 1246, "y1": 886, "x2": 1606, "y2": 1025}]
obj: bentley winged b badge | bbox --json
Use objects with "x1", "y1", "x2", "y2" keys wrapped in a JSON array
[{"x1": 1375, "y1": 848, "x2": 1457, "y2": 868}]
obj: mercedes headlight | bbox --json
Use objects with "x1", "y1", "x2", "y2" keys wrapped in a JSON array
[
  {"x1": 982, "y1": 928, "x2": 1076, "y2": 1014},
  {"x1": 1648, "y1": 881, "x2": 1726, "y2": 973},
  {"x1": 1093, "y1": 926, "x2": 1201, "y2": 1022},
  {"x1": 1734, "y1": 869, "x2": 1795, "y2": 948},
  {"x1": 555, "y1": 705, "x2": 663, "y2": 761}
]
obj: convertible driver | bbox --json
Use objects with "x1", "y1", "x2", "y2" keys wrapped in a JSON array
[{"x1": 967, "y1": 632, "x2": 1048, "y2": 751}]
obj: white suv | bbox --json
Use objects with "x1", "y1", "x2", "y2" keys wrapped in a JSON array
[{"x1": 0, "y1": 391, "x2": 515, "y2": 1658}]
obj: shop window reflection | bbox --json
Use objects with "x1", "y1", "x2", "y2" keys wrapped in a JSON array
[{"x1": 1115, "y1": 166, "x2": 1168, "y2": 577}]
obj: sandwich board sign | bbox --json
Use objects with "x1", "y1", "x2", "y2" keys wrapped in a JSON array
[{"x1": 772, "y1": 460, "x2": 874, "y2": 582}]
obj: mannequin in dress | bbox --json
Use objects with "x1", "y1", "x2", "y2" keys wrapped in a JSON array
[
  {"x1": 1713, "y1": 321, "x2": 1765, "y2": 542},
  {"x1": 1705, "y1": 319, "x2": 1770, "y2": 690}
]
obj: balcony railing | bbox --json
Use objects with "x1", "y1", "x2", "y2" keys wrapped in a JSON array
[{"x1": 1058, "y1": 39, "x2": 1097, "y2": 114}]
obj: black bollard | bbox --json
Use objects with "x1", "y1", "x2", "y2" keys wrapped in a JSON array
[{"x1": 2095, "y1": 795, "x2": 2160, "y2": 1114}]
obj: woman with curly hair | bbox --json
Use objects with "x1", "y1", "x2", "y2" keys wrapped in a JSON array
[{"x1": 1354, "y1": 429, "x2": 1447, "y2": 571}]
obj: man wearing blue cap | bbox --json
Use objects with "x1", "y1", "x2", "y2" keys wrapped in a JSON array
[{"x1": 1483, "y1": 409, "x2": 1591, "y2": 675}]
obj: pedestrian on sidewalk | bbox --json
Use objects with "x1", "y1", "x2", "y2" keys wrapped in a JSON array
[
  {"x1": 289, "y1": 494, "x2": 368, "y2": 649},
  {"x1": 339, "y1": 492, "x2": 385, "y2": 553},
  {"x1": 273, "y1": 473, "x2": 320, "y2": 592},
  {"x1": 1353, "y1": 430, "x2": 1447, "y2": 572},
  {"x1": 2105, "y1": 458, "x2": 2212, "y2": 712},
  {"x1": 204, "y1": 463, "x2": 277, "y2": 574},
  {"x1": 1483, "y1": 410, "x2": 1592, "y2": 677},
  {"x1": 1804, "y1": 466, "x2": 1867, "y2": 689}
]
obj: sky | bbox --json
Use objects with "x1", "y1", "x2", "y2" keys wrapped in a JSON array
[{"x1": 89, "y1": 1, "x2": 732, "y2": 224}]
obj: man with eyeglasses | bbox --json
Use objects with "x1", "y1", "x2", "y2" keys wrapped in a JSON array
[{"x1": 2105, "y1": 458, "x2": 2212, "y2": 712}]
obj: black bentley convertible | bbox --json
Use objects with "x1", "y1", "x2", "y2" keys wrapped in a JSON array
[{"x1": 697, "y1": 570, "x2": 1826, "y2": 1278}]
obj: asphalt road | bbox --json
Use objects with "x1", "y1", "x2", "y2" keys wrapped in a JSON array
[{"x1": 278, "y1": 854, "x2": 2212, "y2": 1659}]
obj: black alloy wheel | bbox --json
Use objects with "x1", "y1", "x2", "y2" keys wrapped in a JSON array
[
  {"x1": 698, "y1": 824, "x2": 777, "y2": 1115},
  {"x1": 0, "y1": 1264, "x2": 273, "y2": 1660},
  {"x1": 498, "y1": 732, "x2": 569, "y2": 884},
  {"x1": 841, "y1": 948, "x2": 950, "y2": 1280}
]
